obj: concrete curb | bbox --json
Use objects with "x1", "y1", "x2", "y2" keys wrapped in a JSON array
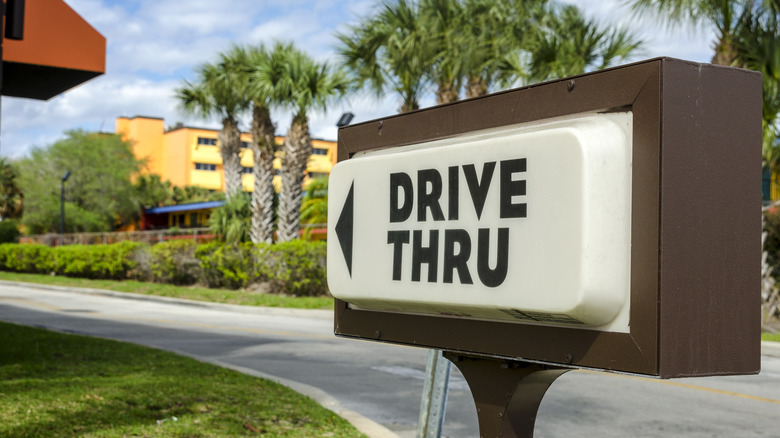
[
  {"x1": 0, "y1": 280, "x2": 397, "y2": 437},
  {"x1": 0, "y1": 280, "x2": 332, "y2": 319},
  {"x1": 762, "y1": 341, "x2": 780, "y2": 358}
]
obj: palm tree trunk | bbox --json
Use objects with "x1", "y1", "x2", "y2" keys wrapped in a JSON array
[
  {"x1": 219, "y1": 118, "x2": 243, "y2": 201},
  {"x1": 436, "y1": 81, "x2": 460, "y2": 104},
  {"x1": 711, "y1": 36, "x2": 739, "y2": 66},
  {"x1": 277, "y1": 113, "x2": 311, "y2": 242},
  {"x1": 465, "y1": 75, "x2": 488, "y2": 99},
  {"x1": 249, "y1": 104, "x2": 277, "y2": 244}
]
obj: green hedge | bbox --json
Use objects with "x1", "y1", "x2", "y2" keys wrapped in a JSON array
[
  {"x1": 52, "y1": 241, "x2": 143, "y2": 279},
  {"x1": 0, "y1": 240, "x2": 329, "y2": 296},
  {"x1": 0, "y1": 241, "x2": 143, "y2": 279},
  {"x1": 148, "y1": 240, "x2": 201, "y2": 285},
  {"x1": 0, "y1": 244, "x2": 54, "y2": 273},
  {"x1": 260, "y1": 240, "x2": 328, "y2": 297},
  {"x1": 195, "y1": 242, "x2": 256, "y2": 289}
]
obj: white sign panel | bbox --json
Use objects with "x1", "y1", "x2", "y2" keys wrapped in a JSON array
[{"x1": 328, "y1": 112, "x2": 633, "y2": 331}]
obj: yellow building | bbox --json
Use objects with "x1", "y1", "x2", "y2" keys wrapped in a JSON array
[{"x1": 116, "y1": 116, "x2": 337, "y2": 192}]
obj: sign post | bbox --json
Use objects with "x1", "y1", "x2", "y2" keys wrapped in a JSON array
[{"x1": 328, "y1": 58, "x2": 762, "y2": 436}]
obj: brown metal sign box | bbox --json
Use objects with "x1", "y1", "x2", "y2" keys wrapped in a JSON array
[
  {"x1": 3, "y1": 0, "x2": 106, "y2": 100},
  {"x1": 333, "y1": 57, "x2": 762, "y2": 378}
]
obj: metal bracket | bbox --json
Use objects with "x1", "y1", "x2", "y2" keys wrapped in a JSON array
[{"x1": 443, "y1": 352, "x2": 568, "y2": 437}]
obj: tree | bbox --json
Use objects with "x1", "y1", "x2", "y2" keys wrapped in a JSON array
[
  {"x1": 172, "y1": 185, "x2": 225, "y2": 205},
  {"x1": 208, "y1": 192, "x2": 251, "y2": 244},
  {"x1": 224, "y1": 43, "x2": 286, "y2": 244},
  {"x1": 732, "y1": 4, "x2": 780, "y2": 168},
  {"x1": 625, "y1": 0, "x2": 756, "y2": 65},
  {"x1": 337, "y1": 0, "x2": 435, "y2": 112},
  {"x1": 420, "y1": 0, "x2": 466, "y2": 103},
  {"x1": 276, "y1": 47, "x2": 350, "y2": 242},
  {"x1": 134, "y1": 175, "x2": 224, "y2": 207},
  {"x1": 458, "y1": 0, "x2": 545, "y2": 97},
  {"x1": 175, "y1": 59, "x2": 249, "y2": 201},
  {"x1": 338, "y1": 0, "x2": 642, "y2": 106},
  {"x1": 300, "y1": 176, "x2": 329, "y2": 240},
  {"x1": 0, "y1": 157, "x2": 23, "y2": 219},
  {"x1": 17, "y1": 130, "x2": 141, "y2": 234},
  {"x1": 526, "y1": 4, "x2": 643, "y2": 83},
  {"x1": 134, "y1": 174, "x2": 174, "y2": 209}
]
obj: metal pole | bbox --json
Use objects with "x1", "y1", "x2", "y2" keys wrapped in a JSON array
[
  {"x1": 417, "y1": 349, "x2": 452, "y2": 438},
  {"x1": 60, "y1": 180, "x2": 64, "y2": 236},
  {"x1": 60, "y1": 170, "x2": 70, "y2": 242}
]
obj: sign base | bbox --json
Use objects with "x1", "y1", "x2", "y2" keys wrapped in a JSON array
[{"x1": 443, "y1": 352, "x2": 568, "y2": 437}]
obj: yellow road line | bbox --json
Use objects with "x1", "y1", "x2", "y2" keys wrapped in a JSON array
[
  {"x1": 0, "y1": 297, "x2": 61, "y2": 312},
  {"x1": 577, "y1": 370, "x2": 780, "y2": 405}
]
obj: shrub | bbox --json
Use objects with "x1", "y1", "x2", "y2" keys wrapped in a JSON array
[
  {"x1": 196, "y1": 242, "x2": 256, "y2": 289},
  {"x1": 260, "y1": 240, "x2": 328, "y2": 297},
  {"x1": 52, "y1": 241, "x2": 144, "y2": 279},
  {"x1": 148, "y1": 240, "x2": 201, "y2": 285},
  {"x1": 765, "y1": 209, "x2": 780, "y2": 282},
  {"x1": 0, "y1": 238, "x2": 330, "y2": 297},
  {"x1": 0, "y1": 243, "x2": 54, "y2": 273}
]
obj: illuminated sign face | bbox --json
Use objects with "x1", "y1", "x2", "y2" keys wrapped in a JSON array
[{"x1": 328, "y1": 112, "x2": 632, "y2": 331}]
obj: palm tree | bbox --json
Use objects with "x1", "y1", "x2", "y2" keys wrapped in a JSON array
[
  {"x1": 420, "y1": 0, "x2": 466, "y2": 104},
  {"x1": 625, "y1": 1, "x2": 780, "y2": 161},
  {"x1": 300, "y1": 176, "x2": 329, "y2": 240},
  {"x1": 276, "y1": 47, "x2": 350, "y2": 242},
  {"x1": 458, "y1": 0, "x2": 522, "y2": 98},
  {"x1": 208, "y1": 193, "x2": 251, "y2": 244},
  {"x1": 224, "y1": 44, "x2": 286, "y2": 244},
  {"x1": 0, "y1": 158, "x2": 23, "y2": 219},
  {"x1": 337, "y1": 0, "x2": 435, "y2": 112},
  {"x1": 175, "y1": 59, "x2": 248, "y2": 201},
  {"x1": 733, "y1": 5, "x2": 780, "y2": 167},
  {"x1": 526, "y1": 4, "x2": 643, "y2": 83},
  {"x1": 624, "y1": 0, "x2": 759, "y2": 65}
]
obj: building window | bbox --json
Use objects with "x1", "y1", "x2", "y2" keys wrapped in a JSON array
[
  {"x1": 194, "y1": 163, "x2": 217, "y2": 171},
  {"x1": 241, "y1": 141, "x2": 250, "y2": 149},
  {"x1": 197, "y1": 137, "x2": 217, "y2": 146},
  {"x1": 312, "y1": 147, "x2": 328, "y2": 156},
  {"x1": 242, "y1": 166, "x2": 252, "y2": 174}
]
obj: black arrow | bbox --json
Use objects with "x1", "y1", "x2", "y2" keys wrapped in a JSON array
[{"x1": 335, "y1": 181, "x2": 354, "y2": 277}]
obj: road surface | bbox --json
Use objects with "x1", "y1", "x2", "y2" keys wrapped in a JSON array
[{"x1": 0, "y1": 281, "x2": 778, "y2": 437}]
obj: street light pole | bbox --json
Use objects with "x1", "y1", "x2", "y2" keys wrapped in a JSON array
[{"x1": 60, "y1": 170, "x2": 70, "y2": 242}]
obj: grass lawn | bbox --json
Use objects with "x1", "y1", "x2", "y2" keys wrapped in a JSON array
[
  {"x1": 0, "y1": 321, "x2": 364, "y2": 437},
  {"x1": 0, "y1": 271, "x2": 333, "y2": 310},
  {"x1": 762, "y1": 332, "x2": 780, "y2": 342}
]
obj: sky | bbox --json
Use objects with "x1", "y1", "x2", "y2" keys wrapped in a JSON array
[{"x1": 0, "y1": 0, "x2": 715, "y2": 159}]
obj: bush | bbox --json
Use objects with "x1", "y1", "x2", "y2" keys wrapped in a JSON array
[
  {"x1": 195, "y1": 242, "x2": 256, "y2": 289},
  {"x1": 148, "y1": 240, "x2": 201, "y2": 285},
  {"x1": 0, "y1": 243, "x2": 54, "y2": 273},
  {"x1": 260, "y1": 240, "x2": 328, "y2": 297},
  {"x1": 52, "y1": 241, "x2": 144, "y2": 280},
  {"x1": 765, "y1": 209, "x2": 780, "y2": 282},
  {"x1": 0, "y1": 239, "x2": 331, "y2": 297},
  {"x1": 0, "y1": 220, "x2": 20, "y2": 244}
]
